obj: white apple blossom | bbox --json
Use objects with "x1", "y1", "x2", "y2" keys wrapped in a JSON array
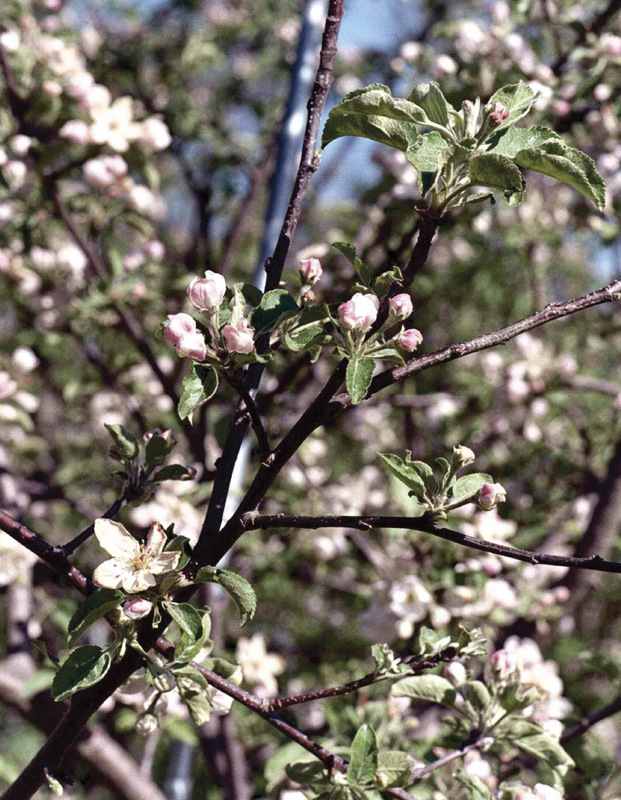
[
  {"x1": 90, "y1": 96, "x2": 140, "y2": 152},
  {"x1": 236, "y1": 634, "x2": 285, "y2": 698},
  {"x1": 12, "y1": 347, "x2": 39, "y2": 374},
  {"x1": 138, "y1": 116, "x2": 172, "y2": 151},
  {"x1": 92, "y1": 519, "x2": 180, "y2": 593}
]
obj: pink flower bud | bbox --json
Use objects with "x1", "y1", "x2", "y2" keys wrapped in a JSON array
[
  {"x1": 222, "y1": 318, "x2": 255, "y2": 354},
  {"x1": 103, "y1": 155, "x2": 128, "y2": 178},
  {"x1": 443, "y1": 662, "x2": 467, "y2": 686},
  {"x1": 476, "y1": 482, "x2": 506, "y2": 510},
  {"x1": 388, "y1": 293, "x2": 413, "y2": 321},
  {"x1": 187, "y1": 270, "x2": 226, "y2": 313},
  {"x1": 59, "y1": 120, "x2": 90, "y2": 146},
  {"x1": 337, "y1": 293, "x2": 379, "y2": 333},
  {"x1": 175, "y1": 330, "x2": 207, "y2": 360},
  {"x1": 490, "y1": 648, "x2": 520, "y2": 679},
  {"x1": 163, "y1": 313, "x2": 197, "y2": 346},
  {"x1": 123, "y1": 598, "x2": 153, "y2": 620},
  {"x1": 299, "y1": 257, "x2": 323, "y2": 285},
  {"x1": 487, "y1": 101, "x2": 510, "y2": 124},
  {"x1": 452, "y1": 444, "x2": 475, "y2": 466},
  {"x1": 396, "y1": 328, "x2": 423, "y2": 352},
  {"x1": 300, "y1": 288, "x2": 316, "y2": 304}
]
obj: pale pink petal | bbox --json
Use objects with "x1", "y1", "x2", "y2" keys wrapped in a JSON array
[
  {"x1": 122, "y1": 570, "x2": 156, "y2": 593},
  {"x1": 93, "y1": 558, "x2": 129, "y2": 589},
  {"x1": 145, "y1": 522, "x2": 167, "y2": 555},
  {"x1": 94, "y1": 519, "x2": 140, "y2": 559},
  {"x1": 149, "y1": 552, "x2": 180, "y2": 574}
]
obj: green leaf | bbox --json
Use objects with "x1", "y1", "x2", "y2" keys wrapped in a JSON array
[
  {"x1": 454, "y1": 771, "x2": 494, "y2": 800},
  {"x1": 392, "y1": 675, "x2": 457, "y2": 706},
  {"x1": 248, "y1": 289, "x2": 299, "y2": 334},
  {"x1": 469, "y1": 153, "x2": 525, "y2": 205},
  {"x1": 177, "y1": 675, "x2": 212, "y2": 725},
  {"x1": 448, "y1": 473, "x2": 492, "y2": 507},
  {"x1": 406, "y1": 132, "x2": 451, "y2": 173},
  {"x1": 514, "y1": 140, "x2": 606, "y2": 210},
  {"x1": 150, "y1": 464, "x2": 194, "y2": 482},
  {"x1": 377, "y1": 452, "x2": 426, "y2": 499},
  {"x1": 328, "y1": 85, "x2": 439, "y2": 131},
  {"x1": 283, "y1": 326, "x2": 327, "y2": 352},
  {"x1": 322, "y1": 113, "x2": 416, "y2": 153},
  {"x1": 178, "y1": 364, "x2": 219, "y2": 423},
  {"x1": 371, "y1": 644, "x2": 410, "y2": 678},
  {"x1": 164, "y1": 534, "x2": 192, "y2": 572},
  {"x1": 487, "y1": 81, "x2": 537, "y2": 131},
  {"x1": 195, "y1": 566, "x2": 257, "y2": 626},
  {"x1": 348, "y1": 724, "x2": 378, "y2": 786},
  {"x1": 366, "y1": 347, "x2": 405, "y2": 365},
  {"x1": 163, "y1": 602, "x2": 203, "y2": 642},
  {"x1": 241, "y1": 282, "x2": 263, "y2": 308},
  {"x1": 175, "y1": 609, "x2": 213, "y2": 663},
  {"x1": 407, "y1": 82, "x2": 451, "y2": 127},
  {"x1": 514, "y1": 733, "x2": 575, "y2": 775},
  {"x1": 372, "y1": 265, "x2": 402, "y2": 297},
  {"x1": 104, "y1": 424, "x2": 140, "y2": 461},
  {"x1": 67, "y1": 589, "x2": 125, "y2": 648},
  {"x1": 347, "y1": 357, "x2": 375, "y2": 405},
  {"x1": 285, "y1": 760, "x2": 330, "y2": 787},
  {"x1": 375, "y1": 750, "x2": 416, "y2": 789},
  {"x1": 488, "y1": 125, "x2": 561, "y2": 157},
  {"x1": 52, "y1": 645, "x2": 112, "y2": 701},
  {"x1": 332, "y1": 242, "x2": 373, "y2": 287},
  {"x1": 462, "y1": 680, "x2": 491, "y2": 711},
  {"x1": 145, "y1": 433, "x2": 176, "y2": 473}
]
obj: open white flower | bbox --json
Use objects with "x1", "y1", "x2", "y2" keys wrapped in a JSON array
[{"x1": 93, "y1": 519, "x2": 180, "y2": 593}]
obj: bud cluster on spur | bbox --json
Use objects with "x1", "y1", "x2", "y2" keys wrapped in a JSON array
[
  {"x1": 378, "y1": 445, "x2": 506, "y2": 520},
  {"x1": 159, "y1": 250, "x2": 426, "y2": 422}
]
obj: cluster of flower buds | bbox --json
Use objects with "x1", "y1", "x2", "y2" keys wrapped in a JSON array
[
  {"x1": 163, "y1": 313, "x2": 207, "y2": 360},
  {"x1": 485, "y1": 100, "x2": 510, "y2": 125},
  {"x1": 476, "y1": 482, "x2": 507, "y2": 510},
  {"x1": 162, "y1": 269, "x2": 258, "y2": 364},
  {"x1": 336, "y1": 290, "x2": 423, "y2": 353}
]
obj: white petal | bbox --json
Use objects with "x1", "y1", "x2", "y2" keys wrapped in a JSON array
[
  {"x1": 122, "y1": 570, "x2": 156, "y2": 593},
  {"x1": 94, "y1": 519, "x2": 140, "y2": 559},
  {"x1": 93, "y1": 558, "x2": 129, "y2": 589},
  {"x1": 149, "y1": 551, "x2": 180, "y2": 574},
  {"x1": 145, "y1": 522, "x2": 167, "y2": 555}
]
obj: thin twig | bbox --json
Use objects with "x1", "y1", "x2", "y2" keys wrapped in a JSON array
[
  {"x1": 264, "y1": 648, "x2": 457, "y2": 712},
  {"x1": 222, "y1": 376, "x2": 271, "y2": 460},
  {"x1": 561, "y1": 693, "x2": 621, "y2": 743},
  {"x1": 242, "y1": 513, "x2": 621, "y2": 575},
  {"x1": 154, "y1": 638, "x2": 412, "y2": 800},
  {"x1": 409, "y1": 738, "x2": 492, "y2": 782},
  {"x1": 0, "y1": 509, "x2": 92, "y2": 595},
  {"x1": 61, "y1": 495, "x2": 128, "y2": 556},
  {"x1": 337, "y1": 278, "x2": 621, "y2": 408},
  {"x1": 194, "y1": 0, "x2": 345, "y2": 553}
]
